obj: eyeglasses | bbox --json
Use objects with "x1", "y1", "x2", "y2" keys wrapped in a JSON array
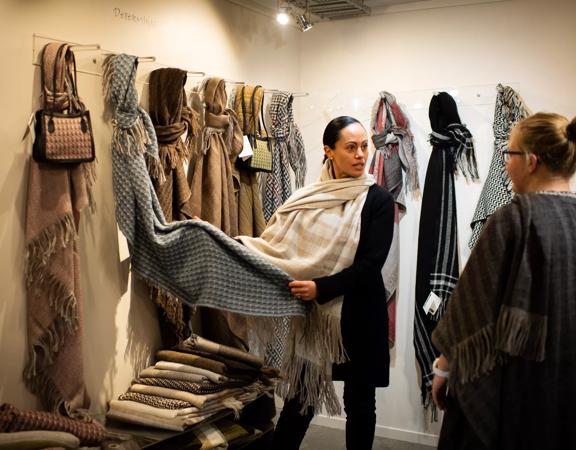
[{"x1": 502, "y1": 150, "x2": 529, "y2": 162}]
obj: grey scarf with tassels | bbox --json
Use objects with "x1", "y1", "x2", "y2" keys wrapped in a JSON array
[{"x1": 102, "y1": 53, "x2": 305, "y2": 334}]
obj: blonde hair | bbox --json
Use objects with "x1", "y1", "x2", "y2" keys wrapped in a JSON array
[{"x1": 514, "y1": 112, "x2": 576, "y2": 176}]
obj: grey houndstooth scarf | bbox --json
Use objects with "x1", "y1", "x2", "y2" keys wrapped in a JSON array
[
  {"x1": 262, "y1": 91, "x2": 307, "y2": 222},
  {"x1": 102, "y1": 54, "x2": 305, "y2": 319},
  {"x1": 468, "y1": 84, "x2": 530, "y2": 249}
]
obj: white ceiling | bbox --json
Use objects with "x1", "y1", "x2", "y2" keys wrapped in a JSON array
[{"x1": 227, "y1": 0, "x2": 505, "y2": 21}]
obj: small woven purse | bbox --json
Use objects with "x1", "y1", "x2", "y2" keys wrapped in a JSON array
[{"x1": 33, "y1": 44, "x2": 95, "y2": 164}]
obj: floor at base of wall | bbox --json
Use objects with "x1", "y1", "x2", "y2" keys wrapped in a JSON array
[{"x1": 300, "y1": 424, "x2": 435, "y2": 450}]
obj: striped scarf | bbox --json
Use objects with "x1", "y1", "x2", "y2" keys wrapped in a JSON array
[
  {"x1": 262, "y1": 91, "x2": 307, "y2": 222},
  {"x1": 468, "y1": 84, "x2": 530, "y2": 249},
  {"x1": 370, "y1": 91, "x2": 420, "y2": 346},
  {"x1": 414, "y1": 92, "x2": 479, "y2": 415}
]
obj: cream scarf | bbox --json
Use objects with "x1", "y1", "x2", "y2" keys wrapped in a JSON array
[{"x1": 239, "y1": 160, "x2": 375, "y2": 414}]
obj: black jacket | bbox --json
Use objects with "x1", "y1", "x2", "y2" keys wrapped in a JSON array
[{"x1": 314, "y1": 184, "x2": 395, "y2": 387}]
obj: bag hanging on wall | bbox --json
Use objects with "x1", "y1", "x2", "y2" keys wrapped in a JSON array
[
  {"x1": 33, "y1": 44, "x2": 95, "y2": 164},
  {"x1": 238, "y1": 85, "x2": 272, "y2": 173}
]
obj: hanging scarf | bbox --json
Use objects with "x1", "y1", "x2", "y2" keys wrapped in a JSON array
[
  {"x1": 23, "y1": 42, "x2": 95, "y2": 416},
  {"x1": 189, "y1": 77, "x2": 252, "y2": 349},
  {"x1": 239, "y1": 160, "x2": 375, "y2": 415},
  {"x1": 433, "y1": 193, "x2": 576, "y2": 447},
  {"x1": 148, "y1": 68, "x2": 198, "y2": 346},
  {"x1": 468, "y1": 84, "x2": 530, "y2": 249},
  {"x1": 102, "y1": 54, "x2": 305, "y2": 347},
  {"x1": 370, "y1": 91, "x2": 419, "y2": 347},
  {"x1": 414, "y1": 92, "x2": 478, "y2": 415},
  {"x1": 263, "y1": 91, "x2": 307, "y2": 222}
]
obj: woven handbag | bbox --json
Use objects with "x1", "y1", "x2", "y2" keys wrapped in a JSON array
[
  {"x1": 238, "y1": 86, "x2": 272, "y2": 173},
  {"x1": 32, "y1": 44, "x2": 95, "y2": 164}
]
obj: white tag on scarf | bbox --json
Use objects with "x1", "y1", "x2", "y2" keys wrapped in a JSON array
[
  {"x1": 238, "y1": 135, "x2": 253, "y2": 161},
  {"x1": 423, "y1": 291, "x2": 442, "y2": 315}
]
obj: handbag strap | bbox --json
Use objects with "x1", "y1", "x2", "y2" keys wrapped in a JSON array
[
  {"x1": 250, "y1": 85, "x2": 264, "y2": 137},
  {"x1": 240, "y1": 85, "x2": 247, "y2": 135}
]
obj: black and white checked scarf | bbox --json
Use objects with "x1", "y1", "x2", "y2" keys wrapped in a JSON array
[
  {"x1": 263, "y1": 91, "x2": 307, "y2": 222},
  {"x1": 468, "y1": 84, "x2": 530, "y2": 249},
  {"x1": 414, "y1": 92, "x2": 478, "y2": 415},
  {"x1": 102, "y1": 54, "x2": 306, "y2": 319}
]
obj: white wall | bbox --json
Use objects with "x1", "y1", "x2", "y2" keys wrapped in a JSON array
[
  {"x1": 298, "y1": 0, "x2": 576, "y2": 445},
  {"x1": 0, "y1": 0, "x2": 301, "y2": 415}
]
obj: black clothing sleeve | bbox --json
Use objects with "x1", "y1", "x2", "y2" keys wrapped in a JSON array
[{"x1": 313, "y1": 186, "x2": 395, "y2": 304}]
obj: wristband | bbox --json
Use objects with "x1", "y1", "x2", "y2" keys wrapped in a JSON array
[{"x1": 432, "y1": 357, "x2": 449, "y2": 378}]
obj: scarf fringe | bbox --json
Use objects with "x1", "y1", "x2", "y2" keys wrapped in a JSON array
[
  {"x1": 450, "y1": 323, "x2": 504, "y2": 385},
  {"x1": 276, "y1": 354, "x2": 341, "y2": 416},
  {"x1": 25, "y1": 213, "x2": 76, "y2": 280},
  {"x1": 450, "y1": 306, "x2": 546, "y2": 386},
  {"x1": 159, "y1": 140, "x2": 191, "y2": 170},
  {"x1": 495, "y1": 305, "x2": 547, "y2": 362},
  {"x1": 149, "y1": 285, "x2": 188, "y2": 342},
  {"x1": 23, "y1": 319, "x2": 78, "y2": 414}
]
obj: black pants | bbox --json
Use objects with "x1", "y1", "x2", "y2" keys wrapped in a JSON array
[{"x1": 271, "y1": 380, "x2": 377, "y2": 450}]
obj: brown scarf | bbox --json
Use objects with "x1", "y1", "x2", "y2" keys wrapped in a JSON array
[
  {"x1": 23, "y1": 42, "x2": 95, "y2": 415},
  {"x1": 148, "y1": 68, "x2": 198, "y2": 345}
]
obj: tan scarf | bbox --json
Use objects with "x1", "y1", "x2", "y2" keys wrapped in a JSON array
[
  {"x1": 239, "y1": 160, "x2": 375, "y2": 414},
  {"x1": 189, "y1": 78, "x2": 251, "y2": 350},
  {"x1": 234, "y1": 85, "x2": 264, "y2": 135},
  {"x1": 23, "y1": 43, "x2": 95, "y2": 416}
]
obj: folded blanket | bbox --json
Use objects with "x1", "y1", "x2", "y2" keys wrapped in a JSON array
[
  {"x1": 0, "y1": 404, "x2": 104, "y2": 447},
  {"x1": 139, "y1": 366, "x2": 209, "y2": 384},
  {"x1": 180, "y1": 334, "x2": 264, "y2": 369},
  {"x1": 132, "y1": 377, "x2": 228, "y2": 395},
  {"x1": 156, "y1": 350, "x2": 256, "y2": 379},
  {"x1": 0, "y1": 430, "x2": 80, "y2": 449},
  {"x1": 129, "y1": 384, "x2": 243, "y2": 409},
  {"x1": 154, "y1": 361, "x2": 229, "y2": 383}
]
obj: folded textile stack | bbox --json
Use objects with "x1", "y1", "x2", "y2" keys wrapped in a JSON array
[
  {"x1": 107, "y1": 334, "x2": 276, "y2": 432},
  {"x1": 0, "y1": 403, "x2": 106, "y2": 448}
]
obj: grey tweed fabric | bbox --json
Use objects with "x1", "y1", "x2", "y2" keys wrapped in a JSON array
[{"x1": 102, "y1": 54, "x2": 305, "y2": 319}]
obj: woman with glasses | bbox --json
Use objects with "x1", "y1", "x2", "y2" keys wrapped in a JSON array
[{"x1": 430, "y1": 112, "x2": 576, "y2": 450}]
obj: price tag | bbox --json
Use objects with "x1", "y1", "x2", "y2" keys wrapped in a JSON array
[
  {"x1": 238, "y1": 136, "x2": 253, "y2": 161},
  {"x1": 423, "y1": 291, "x2": 442, "y2": 315}
]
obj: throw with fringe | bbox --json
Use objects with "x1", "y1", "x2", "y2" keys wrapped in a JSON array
[
  {"x1": 239, "y1": 160, "x2": 375, "y2": 415},
  {"x1": 433, "y1": 193, "x2": 576, "y2": 448},
  {"x1": 263, "y1": 91, "x2": 307, "y2": 222},
  {"x1": 24, "y1": 42, "x2": 96, "y2": 416},
  {"x1": 102, "y1": 52, "x2": 306, "y2": 361},
  {"x1": 148, "y1": 67, "x2": 198, "y2": 346},
  {"x1": 414, "y1": 92, "x2": 478, "y2": 416},
  {"x1": 468, "y1": 84, "x2": 531, "y2": 249},
  {"x1": 370, "y1": 91, "x2": 420, "y2": 347}
]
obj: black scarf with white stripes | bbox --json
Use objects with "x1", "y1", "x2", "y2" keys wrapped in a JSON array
[{"x1": 414, "y1": 92, "x2": 478, "y2": 415}]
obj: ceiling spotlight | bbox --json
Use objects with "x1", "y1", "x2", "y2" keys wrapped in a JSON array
[
  {"x1": 277, "y1": 9, "x2": 290, "y2": 25},
  {"x1": 296, "y1": 13, "x2": 313, "y2": 31}
]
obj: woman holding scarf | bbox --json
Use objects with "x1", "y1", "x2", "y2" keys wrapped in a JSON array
[
  {"x1": 265, "y1": 116, "x2": 395, "y2": 450},
  {"x1": 431, "y1": 112, "x2": 576, "y2": 450}
]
